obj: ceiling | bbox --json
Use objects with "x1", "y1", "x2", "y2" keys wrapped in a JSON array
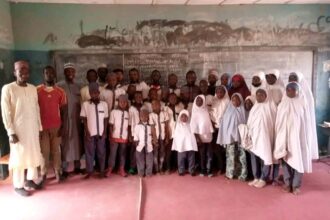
[{"x1": 7, "y1": 0, "x2": 330, "y2": 5}]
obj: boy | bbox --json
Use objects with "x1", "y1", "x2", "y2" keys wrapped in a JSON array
[
  {"x1": 37, "y1": 66, "x2": 66, "y2": 183},
  {"x1": 80, "y1": 83, "x2": 108, "y2": 179},
  {"x1": 134, "y1": 109, "x2": 154, "y2": 177},
  {"x1": 101, "y1": 72, "x2": 126, "y2": 113},
  {"x1": 113, "y1": 68, "x2": 125, "y2": 88},
  {"x1": 149, "y1": 69, "x2": 162, "y2": 92},
  {"x1": 207, "y1": 69, "x2": 218, "y2": 95},
  {"x1": 168, "y1": 73, "x2": 180, "y2": 97},
  {"x1": 108, "y1": 95, "x2": 130, "y2": 177},
  {"x1": 80, "y1": 69, "x2": 99, "y2": 103},
  {"x1": 149, "y1": 100, "x2": 170, "y2": 174},
  {"x1": 97, "y1": 65, "x2": 108, "y2": 87}
]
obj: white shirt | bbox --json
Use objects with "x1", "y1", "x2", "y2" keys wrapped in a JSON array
[
  {"x1": 169, "y1": 88, "x2": 180, "y2": 97},
  {"x1": 149, "y1": 111, "x2": 169, "y2": 140},
  {"x1": 129, "y1": 105, "x2": 141, "y2": 135},
  {"x1": 134, "y1": 123, "x2": 153, "y2": 153},
  {"x1": 123, "y1": 81, "x2": 150, "y2": 99},
  {"x1": 163, "y1": 103, "x2": 184, "y2": 139},
  {"x1": 109, "y1": 109, "x2": 130, "y2": 140},
  {"x1": 101, "y1": 87, "x2": 126, "y2": 114},
  {"x1": 80, "y1": 101, "x2": 109, "y2": 136}
]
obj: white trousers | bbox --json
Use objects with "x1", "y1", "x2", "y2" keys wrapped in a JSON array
[{"x1": 12, "y1": 167, "x2": 38, "y2": 188}]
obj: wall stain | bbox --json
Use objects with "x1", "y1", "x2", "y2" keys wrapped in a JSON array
[{"x1": 73, "y1": 17, "x2": 330, "y2": 49}]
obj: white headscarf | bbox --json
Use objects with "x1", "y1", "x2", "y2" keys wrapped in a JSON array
[
  {"x1": 289, "y1": 71, "x2": 318, "y2": 160},
  {"x1": 217, "y1": 93, "x2": 247, "y2": 145},
  {"x1": 274, "y1": 82, "x2": 312, "y2": 173},
  {"x1": 250, "y1": 71, "x2": 267, "y2": 97},
  {"x1": 247, "y1": 88, "x2": 277, "y2": 165},
  {"x1": 266, "y1": 69, "x2": 285, "y2": 106},
  {"x1": 190, "y1": 95, "x2": 214, "y2": 135},
  {"x1": 210, "y1": 85, "x2": 230, "y2": 128},
  {"x1": 172, "y1": 110, "x2": 198, "y2": 152}
]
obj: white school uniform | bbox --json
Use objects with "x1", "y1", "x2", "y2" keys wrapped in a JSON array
[
  {"x1": 274, "y1": 83, "x2": 312, "y2": 173},
  {"x1": 163, "y1": 102, "x2": 185, "y2": 139},
  {"x1": 143, "y1": 101, "x2": 166, "y2": 113},
  {"x1": 134, "y1": 123, "x2": 153, "y2": 153},
  {"x1": 289, "y1": 71, "x2": 318, "y2": 160},
  {"x1": 190, "y1": 95, "x2": 214, "y2": 143},
  {"x1": 250, "y1": 71, "x2": 267, "y2": 98},
  {"x1": 128, "y1": 104, "x2": 146, "y2": 135},
  {"x1": 80, "y1": 101, "x2": 109, "y2": 136},
  {"x1": 149, "y1": 111, "x2": 169, "y2": 140},
  {"x1": 169, "y1": 87, "x2": 181, "y2": 97},
  {"x1": 247, "y1": 90, "x2": 277, "y2": 165},
  {"x1": 101, "y1": 87, "x2": 126, "y2": 113},
  {"x1": 172, "y1": 110, "x2": 198, "y2": 153},
  {"x1": 109, "y1": 109, "x2": 130, "y2": 141},
  {"x1": 210, "y1": 86, "x2": 230, "y2": 129},
  {"x1": 266, "y1": 69, "x2": 285, "y2": 106},
  {"x1": 204, "y1": 94, "x2": 214, "y2": 112},
  {"x1": 123, "y1": 81, "x2": 150, "y2": 100}
]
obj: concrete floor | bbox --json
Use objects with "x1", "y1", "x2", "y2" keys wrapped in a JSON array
[{"x1": 1, "y1": 160, "x2": 330, "y2": 220}]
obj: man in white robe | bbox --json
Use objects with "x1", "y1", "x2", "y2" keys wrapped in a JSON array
[{"x1": 1, "y1": 61, "x2": 44, "y2": 196}]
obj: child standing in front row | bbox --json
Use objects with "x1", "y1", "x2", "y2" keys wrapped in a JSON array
[
  {"x1": 80, "y1": 83, "x2": 108, "y2": 179},
  {"x1": 274, "y1": 82, "x2": 312, "y2": 195},
  {"x1": 108, "y1": 95, "x2": 130, "y2": 177},
  {"x1": 172, "y1": 110, "x2": 198, "y2": 176},
  {"x1": 149, "y1": 100, "x2": 170, "y2": 174},
  {"x1": 217, "y1": 93, "x2": 247, "y2": 180},
  {"x1": 134, "y1": 108, "x2": 154, "y2": 177},
  {"x1": 191, "y1": 95, "x2": 214, "y2": 177}
]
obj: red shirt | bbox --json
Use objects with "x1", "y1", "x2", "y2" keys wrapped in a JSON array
[{"x1": 37, "y1": 85, "x2": 67, "y2": 130}]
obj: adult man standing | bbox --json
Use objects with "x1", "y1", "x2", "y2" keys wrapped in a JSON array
[
  {"x1": 1, "y1": 60, "x2": 44, "y2": 196},
  {"x1": 57, "y1": 63, "x2": 83, "y2": 177},
  {"x1": 37, "y1": 66, "x2": 67, "y2": 183}
]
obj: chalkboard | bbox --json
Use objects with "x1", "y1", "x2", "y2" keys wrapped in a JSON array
[{"x1": 53, "y1": 49, "x2": 314, "y2": 87}]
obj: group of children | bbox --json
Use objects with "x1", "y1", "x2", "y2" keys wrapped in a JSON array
[{"x1": 40, "y1": 64, "x2": 318, "y2": 196}]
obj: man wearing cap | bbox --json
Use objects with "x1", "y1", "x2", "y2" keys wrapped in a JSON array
[
  {"x1": 207, "y1": 69, "x2": 219, "y2": 95},
  {"x1": 57, "y1": 63, "x2": 83, "y2": 177},
  {"x1": 1, "y1": 60, "x2": 44, "y2": 196}
]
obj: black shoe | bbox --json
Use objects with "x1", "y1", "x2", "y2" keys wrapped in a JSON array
[
  {"x1": 62, "y1": 171, "x2": 69, "y2": 179},
  {"x1": 25, "y1": 180, "x2": 43, "y2": 190},
  {"x1": 15, "y1": 188, "x2": 31, "y2": 197},
  {"x1": 83, "y1": 173, "x2": 91, "y2": 179},
  {"x1": 190, "y1": 171, "x2": 196, "y2": 177},
  {"x1": 178, "y1": 172, "x2": 184, "y2": 176},
  {"x1": 74, "y1": 168, "x2": 82, "y2": 174},
  {"x1": 99, "y1": 172, "x2": 107, "y2": 179}
]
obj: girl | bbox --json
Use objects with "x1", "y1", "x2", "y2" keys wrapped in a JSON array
[
  {"x1": 250, "y1": 71, "x2": 267, "y2": 98},
  {"x1": 172, "y1": 110, "x2": 198, "y2": 176},
  {"x1": 191, "y1": 95, "x2": 214, "y2": 177},
  {"x1": 274, "y1": 82, "x2": 312, "y2": 195},
  {"x1": 246, "y1": 88, "x2": 277, "y2": 188},
  {"x1": 265, "y1": 69, "x2": 285, "y2": 106},
  {"x1": 210, "y1": 86, "x2": 230, "y2": 174},
  {"x1": 228, "y1": 74, "x2": 251, "y2": 100},
  {"x1": 220, "y1": 73, "x2": 231, "y2": 90},
  {"x1": 217, "y1": 93, "x2": 247, "y2": 180},
  {"x1": 288, "y1": 71, "x2": 318, "y2": 161}
]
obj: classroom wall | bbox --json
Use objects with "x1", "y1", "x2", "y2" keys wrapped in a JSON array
[
  {"x1": 6, "y1": 3, "x2": 330, "y2": 153},
  {"x1": 0, "y1": 0, "x2": 14, "y2": 179}
]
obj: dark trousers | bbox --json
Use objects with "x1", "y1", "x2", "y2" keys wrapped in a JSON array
[
  {"x1": 109, "y1": 142, "x2": 127, "y2": 169},
  {"x1": 153, "y1": 139, "x2": 166, "y2": 173},
  {"x1": 272, "y1": 164, "x2": 280, "y2": 181},
  {"x1": 198, "y1": 142, "x2": 213, "y2": 174},
  {"x1": 177, "y1": 151, "x2": 195, "y2": 174},
  {"x1": 250, "y1": 152, "x2": 270, "y2": 181},
  {"x1": 127, "y1": 142, "x2": 137, "y2": 169},
  {"x1": 85, "y1": 136, "x2": 106, "y2": 173},
  {"x1": 136, "y1": 148, "x2": 153, "y2": 176},
  {"x1": 165, "y1": 139, "x2": 173, "y2": 171},
  {"x1": 213, "y1": 130, "x2": 226, "y2": 173},
  {"x1": 282, "y1": 160, "x2": 303, "y2": 189}
]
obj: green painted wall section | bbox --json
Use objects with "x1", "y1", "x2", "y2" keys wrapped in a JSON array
[{"x1": 0, "y1": 0, "x2": 14, "y2": 49}]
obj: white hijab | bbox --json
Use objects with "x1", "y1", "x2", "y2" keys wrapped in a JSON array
[
  {"x1": 210, "y1": 86, "x2": 230, "y2": 128},
  {"x1": 266, "y1": 69, "x2": 285, "y2": 106},
  {"x1": 190, "y1": 95, "x2": 214, "y2": 135},
  {"x1": 250, "y1": 71, "x2": 267, "y2": 97},
  {"x1": 247, "y1": 88, "x2": 277, "y2": 165},
  {"x1": 217, "y1": 93, "x2": 247, "y2": 145},
  {"x1": 288, "y1": 71, "x2": 318, "y2": 160},
  {"x1": 274, "y1": 82, "x2": 312, "y2": 173},
  {"x1": 172, "y1": 110, "x2": 198, "y2": 152}
]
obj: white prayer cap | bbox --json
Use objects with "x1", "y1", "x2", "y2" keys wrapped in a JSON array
[
  {"x1": 252, "y1": 71, "x2": 265, "y2": 81},
  {"x1": 99, "y1": 63, "x2": 107, "y2": 68},
  {"x1": 208, "y1": 69, "x2": 219, "y2": 80},
  {"x1": 64, "y1": 63, "x2": 75, "y2": 70},
  {"x1": 266, "y1": 69, "x2": 280, "y2": 79}
]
